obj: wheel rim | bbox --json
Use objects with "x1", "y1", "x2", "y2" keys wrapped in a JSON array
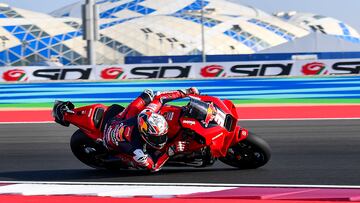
[{"x1": 231, "y1": 141, "x2": 266, "y2": 166}]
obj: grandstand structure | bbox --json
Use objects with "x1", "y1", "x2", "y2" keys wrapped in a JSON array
[{"x1": 0, "y1": 0, "x2": 359, "y2": 66}]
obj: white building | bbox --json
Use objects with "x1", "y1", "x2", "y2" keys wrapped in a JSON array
[{"x1": 0, "y1": 0, "x2": 359, "y2": 66}]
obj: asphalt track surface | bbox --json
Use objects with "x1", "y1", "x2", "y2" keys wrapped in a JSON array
[{"x1": 0, "y1": 120, "x2": 360, "y2": 185}]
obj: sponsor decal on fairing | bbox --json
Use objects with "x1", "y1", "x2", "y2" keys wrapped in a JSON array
[
  {"x1": 163, "y1": 112, "x2": 174, "y2": 121},
  {"x1": 87, "y1": 108, "x2": 92, "y2": 118},
  {"x1": 214, "y1": 109, "x2": 226, "y2": 127},
  {"x1": 212, "y1": 132, "x2": 224, "y2": 141},
  {"x1": 203, "y1": 102, "x2": 217, "y2": 127},
  {"x1": 182, "y1": 120, "x2": 196, "y2": 126},
  {"x1": 240, "y1": 128, "x2": 248, "y2": 138}
]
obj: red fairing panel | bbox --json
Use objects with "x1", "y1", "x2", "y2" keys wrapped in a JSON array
[
  {"x1": 159, "y1": 105, "x2": 183, "y2": 139},
  {"x1": 180, "y1": 117, "x2": 231, "y2": 157},
  {"x1": 179, "y1": 95, "x2": 248, "y2": 157},
  {"x1": 223, "y1": 99, "x2": 239, "y2": 118},
  {"x1": 63, "y1": 104, "x2": 107, "y2": 140}
]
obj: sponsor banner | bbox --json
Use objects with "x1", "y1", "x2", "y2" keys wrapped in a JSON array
[
  {"x1": 1, "y1": 58, "x2": 360, "y2": 82},
  {"x1": 292, "y1": 60, "x2": 360, "y2": 76},
  {"x1": 95, "y1": 64, "x2": 193, "y2": 80},
  {"x1": 0, "y1": 66, "x2": 96, "y2": 82},
  {"x1": 197, "y1": 59, "x2": 360, "y2": 78},
  {"x1": 95, "y1": 59, "x2": 360, "y2": 80}
]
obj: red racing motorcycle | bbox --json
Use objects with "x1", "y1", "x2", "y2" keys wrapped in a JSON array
[{"x1": 52, "y1": 95, "x2": 271, "y2": 170}]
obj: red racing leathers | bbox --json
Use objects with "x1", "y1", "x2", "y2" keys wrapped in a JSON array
[{"x1": 102, "y1": 88, "x2": 198, "y2": 171}]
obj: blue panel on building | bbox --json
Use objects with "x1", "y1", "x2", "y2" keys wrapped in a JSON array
[
  {"x1": 61, "y1": 58, "x2": 70, "y2": 65},
  {"x1": 74, "y1": 31, "x2": 83, "y2": 37},
  {"x1": 175, "y1": 0, "x2": 209, "y2": 13},
  {"x1": 66, "y1": 31, "x2": 77, "y2": 37},
  {"x1": 37, "y1": 41, "x2": 47, "y2": 50},
  {"x1": 39, "y1": 49, "x2": 49, "y2": 58},
  {"x1": 14, "y1": 33, "x2": 26, "y2": 41},
  {"x1": 339, "y1": 22, "x2": 350, "y2": 36},
  {"x1": 3, "y1": 26, "x2": 16, "y2": 33},
  {"x1": 13, "y1": 26, "x2": 25, "y2": 34},
  {"x1": 28, "y1": 41, "x2": 37, "y2": 49},
  {"x1": 50, "y1": 37, "x2": 61, "y2": 45},
  {"x1": 8, "y1": 51, "x2": 19, "y2": 62},
  {"x1": 25, "y1": 33, "x2": 36, "y2": 41},
  {"x1": 63, "y1": 34, "x2": 72, "y2": 41},
  {"x1": 127, "y1": 3, "x2": 156, "y2": 15},
  {"x1": 100, "y1": 4, "x2": 127, "y2": 18},
  {"x1": 9, "y1": 46, "x2": 22, "y2": 55},
  {"x1": 24, "y1": 48, "x2": 33, "y2": 56},
  {"x1": 41, "y1": 37, "x2": 51, "y2": 45},
  {"x1": 49, "y1": 49, "x2": 58, "y2": 56}
]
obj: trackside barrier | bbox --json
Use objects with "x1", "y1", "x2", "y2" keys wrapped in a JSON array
[
  {"x1": 0, "y1": 58, "x2": 360, "y2": 82},
  {"x1": 1, "y1": 76, "x2": 360, "y2": 106}
]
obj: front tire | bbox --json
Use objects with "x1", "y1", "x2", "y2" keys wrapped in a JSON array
[{"x1": 220, "y1": 132, "x2": 271, "y2": 169}]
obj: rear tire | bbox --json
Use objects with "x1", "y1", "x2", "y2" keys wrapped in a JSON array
[
  {"x1": 70, "y1": 129, "x2": 108, "y2": 169},
  {"x1": 220, "y1": 132, "x2": 271, "y2": 169}
]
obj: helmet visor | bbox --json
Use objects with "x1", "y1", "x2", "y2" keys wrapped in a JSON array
[{"x1": 147, "y1": 134, "x2": 168, "y2": 148}]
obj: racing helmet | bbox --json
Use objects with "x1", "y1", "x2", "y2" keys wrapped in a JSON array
[{"x1": 138, "y1": 110, "x2": 168, "y2": 149}]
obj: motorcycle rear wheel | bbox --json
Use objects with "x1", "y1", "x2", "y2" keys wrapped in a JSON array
[
  {"x1": 220, "y1": 132, "x2": 271, "y2": 169},
  {"x1": 70, "y1": 129, "x2": 109, "y2": 169}
]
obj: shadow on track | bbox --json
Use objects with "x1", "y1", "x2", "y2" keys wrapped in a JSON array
[
  {"x1": 0, "y1": 168, "x2": 239, "y2": 181},
  {"x1": 0, "y1": 169, "x2": 149, "y2": 181}
]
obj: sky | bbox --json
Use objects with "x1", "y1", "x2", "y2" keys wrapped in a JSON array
[{"x1": 2, "y1": 0, "x2": 360, "y2": 32}]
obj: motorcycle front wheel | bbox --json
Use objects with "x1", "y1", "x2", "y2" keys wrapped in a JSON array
[{"x1": 220, "y1": 132, "x2": 271, "y2": 169}]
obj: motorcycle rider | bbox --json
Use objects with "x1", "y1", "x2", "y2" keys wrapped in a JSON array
[{"x1": 101, "y1": 87, "x2": 200, "y2": 172}]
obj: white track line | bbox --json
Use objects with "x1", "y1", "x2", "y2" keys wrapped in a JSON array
[
  {"x1": 0, "y1": 183, "x2": 232, "y2": 197},
  {"x1": 1, "y1": 181, "x2": 360, "y2": 189}
]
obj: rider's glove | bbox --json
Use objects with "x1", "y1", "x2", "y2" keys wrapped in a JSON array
[
  {"x1": 133, "y1": 149, "x2": 150, "y2": 167},
  {"x1": 167, "y1": 141, "x2": 189, "y2": 156},
  {"x1": 181, "y1": 87, "x2": 200, "y2": 95},
  {"x1": 141, "y1": 89, "x2": 154, "y2": 104}
]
